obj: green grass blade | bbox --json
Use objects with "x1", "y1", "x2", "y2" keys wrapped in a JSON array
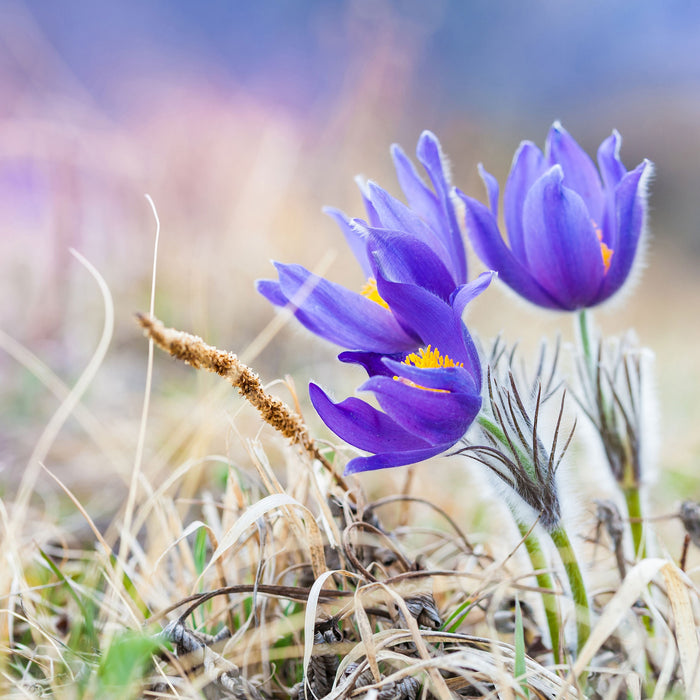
[{"x1": 514, "y1": 596, "x2": 530, "y2": 700}]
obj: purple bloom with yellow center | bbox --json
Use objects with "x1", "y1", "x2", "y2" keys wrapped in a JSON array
[
  {"x1": 310, "y1": 271, "x2": 492, "y2": 474},
  {"x1": 256, "y1": 131, "x2": 466, "y2": 353},
  {"x1": 457, "y1": 123, "x2": 653, "y2": 311}
]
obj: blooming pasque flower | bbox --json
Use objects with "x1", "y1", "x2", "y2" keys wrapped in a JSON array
[
  {"x1": 309, "y1": 271, "x2": 492, "y2": 474},
  {"x1": 457, "y1": 123, "x2": 653, "y2": 310},
  {"x1": 256, "y1": 131, "x2": 466, "y2": 353}
]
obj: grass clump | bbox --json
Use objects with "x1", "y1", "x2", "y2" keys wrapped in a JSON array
[{"x1": 1, "y1": 311, "x2": 698, "y2": 700}]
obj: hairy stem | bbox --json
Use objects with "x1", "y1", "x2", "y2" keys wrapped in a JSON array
[
  {"x1": 515, "y1": 519, "x2": 562, "y2": 665},
  {"x1": 549, "y1": 524, "x2": 590, "y2": 658},
  {"x1": 577, "y1": 309, "x2": 593, "y2": 378}
]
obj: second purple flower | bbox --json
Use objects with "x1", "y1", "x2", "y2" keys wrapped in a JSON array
[{"x1": 458, "y1": 123, "x2": 653, "y2": 311}]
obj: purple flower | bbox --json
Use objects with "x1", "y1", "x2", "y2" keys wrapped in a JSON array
[
  {"x1": 256, "y1": 131, "x2": 466, "y2": 352},
  {"x1": 457, "y1": 123, "x2": 653, "y2": 310},
  {"x1": 309, "y1": 272, "x2": 492, "y2": 474}
]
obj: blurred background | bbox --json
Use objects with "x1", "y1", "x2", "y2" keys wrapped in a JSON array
[{"x1": 1, "y1": 0, "x2": 699, "y2": 535}]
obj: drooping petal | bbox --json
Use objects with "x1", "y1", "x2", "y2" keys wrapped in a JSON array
[
  {"x1": 522, "y1": 166, "x2": 606, "y2": 309},
  {"x1": 344, "y1": 444, "x2": 449, "y2": 474},
  {"x1": 457, "y1": 189, "x2": 561, "y2": 309},
  {"x1": 309, "y1": 383, "x2": 430, "y2": 453},
  {"x1": 367, "y1": 228, "x2": 456, "y2": 300},
  {"x1": 597, "y1": 159, "x2": 653, "y2": 302},
  {"x1": 451, "y1": 270, "x2": 495, "y2": 317},
  {"x1": 274, "y1": 263, "x2": 416, "y2": 352},
  {"x1": 323, "y1": 206, "x2": 372, "y2": 277},
  {"x1": 545, "y1": 122, "x2": 604, "y2": 222},
  {"x1": 359, "y1": 372, "x2": 481, "y2": 444},
  {"x1": 504, "y1": 141, "x2": 546, "y2": 260}
]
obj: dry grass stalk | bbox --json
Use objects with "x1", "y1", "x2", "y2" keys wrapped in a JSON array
[{"x1": 135, "y1": 313, "x2": 349, "y2": 492}]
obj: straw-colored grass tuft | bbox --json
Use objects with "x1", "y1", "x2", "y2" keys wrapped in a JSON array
[{"x1": 2, "y1": 314, "x2": 699, "y2": 699}]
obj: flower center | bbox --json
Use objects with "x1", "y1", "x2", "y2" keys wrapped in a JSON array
[
  {"x1": 360, "y1": 278, "x2": 389, "y2": 310},
  {"x1": 394, "y1": 345, "x2": 462, "y2": 392},
  {"x1": 592, "y1": 221, "x2": 614, "y2": 274}
]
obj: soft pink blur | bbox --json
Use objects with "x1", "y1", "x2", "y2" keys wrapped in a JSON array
[{"x1": 0, "y1": 3, "x2": 698, "y2": 529}]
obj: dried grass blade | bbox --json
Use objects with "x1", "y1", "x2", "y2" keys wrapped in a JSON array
[
  {"x1": 304, "y1": 570, "x2": 360, "y2": 694},
  {"x1": 660, "y1": 562, "x2": 700, "y2": 695},
  {"x1": 569, "y1": 558, "x2": 669, "y2": 689},
  {"x1": 197, "y1": 493, "x2": 326, "y2": 587}
]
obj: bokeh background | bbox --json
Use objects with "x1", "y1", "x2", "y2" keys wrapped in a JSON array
[{"x1": 1, "y1": 0, "x2": 699, "y2": 537}]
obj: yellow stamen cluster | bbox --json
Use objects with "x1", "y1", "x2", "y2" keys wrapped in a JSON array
[
  {"x1": 394, "y1": 345, "x2": 462, "y2": 393},
  {"x1": 593, "y1": 221, "x2": 614, "y2": 274},
  {"x1": 360, "y1": 278, "x2": 390, "y2": 310},
  {"x1": 403, "y1": 345, "x2": 462, "y2": 370}
]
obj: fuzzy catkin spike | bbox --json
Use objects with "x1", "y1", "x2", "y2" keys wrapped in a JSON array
[{"x1": 135, "y1": 313, "x2": 348, "y2": 490}]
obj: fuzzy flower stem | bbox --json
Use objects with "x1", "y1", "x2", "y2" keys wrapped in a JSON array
[
  {"x1": 577, "y1": 310, "x2": 594, "y2": 377},
  {"x1": 577, "y1": 310, "x2": 647, "y2": 560},
  {"x1": 478, "y1": 414, "x2": 562, "y2": 662},
  {"x1": 549, "y1": 524, "x2": 591, "y2": 657},
  {"x1": 514, "y1": 519, "x2": 562, "y2": 665},
  {"x1": 135, "y1": 313, "x2": 349, "y2": 493}
]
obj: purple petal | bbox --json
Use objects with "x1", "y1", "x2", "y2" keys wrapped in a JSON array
[
  {"x1": 597, "y1": 130, "x2": 627, "y2": 192},
  {"x1": 597, "y1": 159, "x2": 653, "y2": 302},
  {"x1": 451, "y1": 271, "x2": 494, "y2": 384},
  {"x1": 374, "y1": 275, "x2": 482, "y2": 384},
  {"x1": 324, "y1": 206, "x2": 372, "y2": 277},
  {"x1": 275, "y1": 263, "x2": 416, "y2": 352},
  {"x1": 374, "y1": 276, "x2": 465, "y2": 364},
  {"x1": 504, "y1": 141, "x2": 546, "y2": 261},
  {"x1": 309, "y1": 383, "x2": 429, "y2": 453},
  {"x1": 456, "y1": 189, "x2": 561, "y2": 309},
  {"x1": 545, "y1": 122, "x2": 604, "y2": 223},
  {"x1": 338, "y1": 350, "x2": 403, "y2": 378},
  {"x1": 522, "y1": 166, "x2": 605, "y2": 309},
  {"x1": 360, "y1": 373, "x2": 480, "y2": 444},
  {"x1": 391, "y1": 142, "x2": 443, "y2": 232},
  {"x1": 355, "y1": 176, "x2": 382, "y2": 228},
  {"x1": 367, "y1": 181, "x2": 437, "y2": 239},
  {"x1": 416, "y1": 130, "x2": 451, "y2": 200},
  {"x1": 366, "y1": 182, "x2": 450, "y2": 266},
  {"x1": 417, "y1": 131, "x2": 468, "y2": 284},
  {"x1": 344, "y1": 444, "x2": 448, "y2": 474},
  {"x1": 451, "y1": 270, "x2": 495, "y2": 317},
  {"x1": 478, "y1": 163, "x2": 500, "y2": 216},
  {"x1": 367, "y1": 228, "x2": 456, "y2": 300},
  {"x1": 256, "y1": 278, "x2": 288, "y2": 307},
  {"x1": 380, "y1": 359, "x2": 480, "y2": 397}
]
